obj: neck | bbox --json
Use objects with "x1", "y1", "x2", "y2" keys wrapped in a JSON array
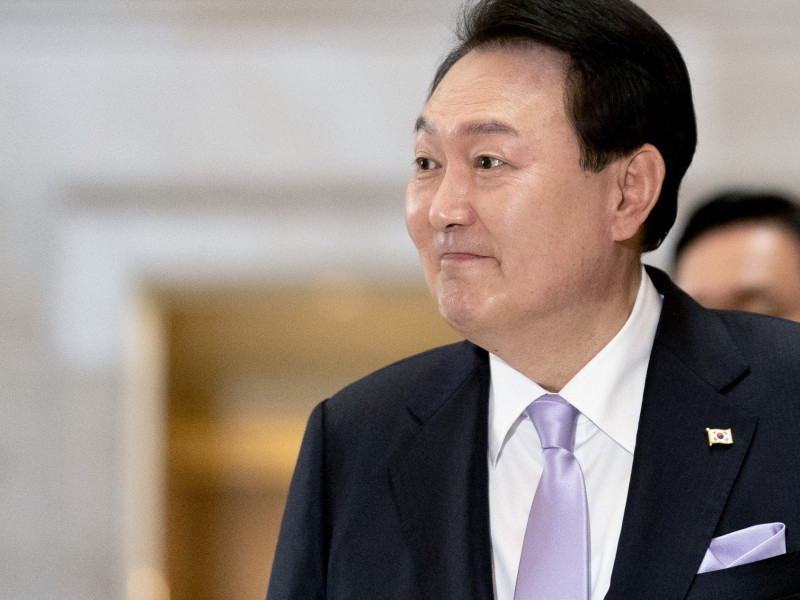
[{"x1": 476, "y1": 262, "x2": 643, "y2": 392}]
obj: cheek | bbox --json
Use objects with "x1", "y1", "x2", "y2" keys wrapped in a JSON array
[
  {"x1": 405, "y1": 186, "x2": 431, "y2": 249},
  {"x1": 495, "y1": 204, "x2": 606, "y2": 289}
]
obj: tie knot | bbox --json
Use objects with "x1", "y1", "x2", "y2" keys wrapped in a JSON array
[{"x1": 527, "y1": 394, "x2": 579, "y2": 452}]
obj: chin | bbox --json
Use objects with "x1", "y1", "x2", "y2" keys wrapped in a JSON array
[
  {"x1": 436, "y1": 296, "x2": 487, "y2": 340},
  {"x1": 433, "y1": 278, "x2": 504, "y2": 336}
]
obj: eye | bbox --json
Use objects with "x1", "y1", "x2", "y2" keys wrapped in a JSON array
[
  {"x1": 415, "y1": 156, "x2": 439, "y2": 171},
  {"x1": 476, "y1": 156, "x2": 504, "y2": 169}
]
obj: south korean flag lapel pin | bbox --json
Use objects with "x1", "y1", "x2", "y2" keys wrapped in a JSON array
[{"x1": 706, "y1": 428, "x2": 733, "y2": 446}]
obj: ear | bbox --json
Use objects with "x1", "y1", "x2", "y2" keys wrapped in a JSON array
[{"x1": 610, "y1": 143, "x2": 665, "y2": 243}]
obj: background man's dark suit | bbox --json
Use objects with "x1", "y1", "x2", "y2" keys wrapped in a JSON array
[{"x1": 267, "y1": 267, "x2": 800, "y2": 599}]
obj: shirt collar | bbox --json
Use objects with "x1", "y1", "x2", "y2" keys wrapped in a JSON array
[{"x1": 488, "y1": 266, "x2": 663, "y2": 464}]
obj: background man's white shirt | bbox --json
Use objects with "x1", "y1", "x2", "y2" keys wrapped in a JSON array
[{"x1": 488, "y1": 267, "x2": 663, "y2": 600}]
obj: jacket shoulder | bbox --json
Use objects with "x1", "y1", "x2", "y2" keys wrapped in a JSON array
[
  {"x1": 716, "y1": 310, "x2": 800, "y2": 371},
  {"x1": 326, "y1": 340, "x2": 486, "y2": 417}
]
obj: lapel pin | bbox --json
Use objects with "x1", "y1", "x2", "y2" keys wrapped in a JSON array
[{"x1": 706, "y1": 428, "x2": 733, "y2": 446}]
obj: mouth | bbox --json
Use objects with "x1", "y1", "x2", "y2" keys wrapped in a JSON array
[
  {"x1": 433, "y1": 232, "x2": 494, "y2": 264},
  {"x1": 440, "y1": 252, "x2": 493, "y2": 263}
]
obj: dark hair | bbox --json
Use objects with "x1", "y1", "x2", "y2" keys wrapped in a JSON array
[
  {"x1": 674, "y1": 190, "x2": 800, "y2": 260},
  {"x1": 430, "y1": 0, "x2": 697, "y2": 252}
]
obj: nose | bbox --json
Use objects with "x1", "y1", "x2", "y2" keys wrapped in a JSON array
[{"x1": 428, "y1": 165, "x2": 475, "y2": 230}]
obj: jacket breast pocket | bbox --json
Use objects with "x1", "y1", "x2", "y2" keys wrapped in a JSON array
[{"x1": 685, "y1": 550, "x2": 800, "y2": 600}]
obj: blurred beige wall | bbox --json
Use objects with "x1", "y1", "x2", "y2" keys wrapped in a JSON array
[{"x1": 1, "y1": 1, "x2": 799, "y2": 598}]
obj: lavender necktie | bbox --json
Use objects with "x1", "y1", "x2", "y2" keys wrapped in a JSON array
[{"x1": 514, "y1": 394, "x2": 590, "y2": 600}]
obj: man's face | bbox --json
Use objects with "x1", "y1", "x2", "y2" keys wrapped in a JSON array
[
  {"x1": 675, "y1": 222, "x2": 800, "y2": 321},
  {"x1": 405, "y1": 46, "x2": 625, "y2": 342}
]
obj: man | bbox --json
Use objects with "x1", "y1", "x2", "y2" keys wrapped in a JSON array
[
  {"x1": 674, "y1": 190, "x2": 800, "y2": 321},
  {"x1": 267, "y1": 1, "x2": 800, "y2": 598}
]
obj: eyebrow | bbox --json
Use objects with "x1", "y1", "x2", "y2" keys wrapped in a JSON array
[
  {"x1": 414, "y1": 116, "x2": 519, "y2": 137},
  {"x1": 414, "y1": 116, "x2": 433, "y2": 133}
]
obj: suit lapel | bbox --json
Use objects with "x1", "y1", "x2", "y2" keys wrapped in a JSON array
[
  {"x1": 606, "y1": 269, "x2": 759, "y2": 599},
  {"x1": 388, "y1": 342, "x2": 494, "y2": 600}
]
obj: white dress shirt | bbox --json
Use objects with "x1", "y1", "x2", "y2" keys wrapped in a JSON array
[{"x1": 488, "y1": 267, "x2": 663, "y2": 600}]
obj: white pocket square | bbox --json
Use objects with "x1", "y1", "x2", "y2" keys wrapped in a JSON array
[{"x1": 697, "y1": 522, "x2": 786, "y2": 574}]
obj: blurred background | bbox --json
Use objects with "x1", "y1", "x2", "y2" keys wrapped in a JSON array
[{"x1": 1, "y1": 1, "x2": 799, "y2": 599}]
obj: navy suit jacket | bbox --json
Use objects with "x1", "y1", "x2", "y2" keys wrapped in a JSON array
[{"x1": 267, "y1": 268, "x2": 800, "y2": 599}]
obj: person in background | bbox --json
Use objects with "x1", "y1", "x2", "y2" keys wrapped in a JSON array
[
  {"x1": 267, "y1": 1, "x2": 800, "y2": 599},
  {"x1": 673, "y1": 190, "x2": 800, "y2": 321}
]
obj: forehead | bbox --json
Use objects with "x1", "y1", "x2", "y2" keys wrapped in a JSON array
[
  {"x1": 698, "y1": 222, "x2": 800, "y2": 258},
  {"x1": 419, "y1": 46, "x2": 570, "y2": 132},
  {"x1": 681, "y1": 222, "x2": 800, "y2": 281}
]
